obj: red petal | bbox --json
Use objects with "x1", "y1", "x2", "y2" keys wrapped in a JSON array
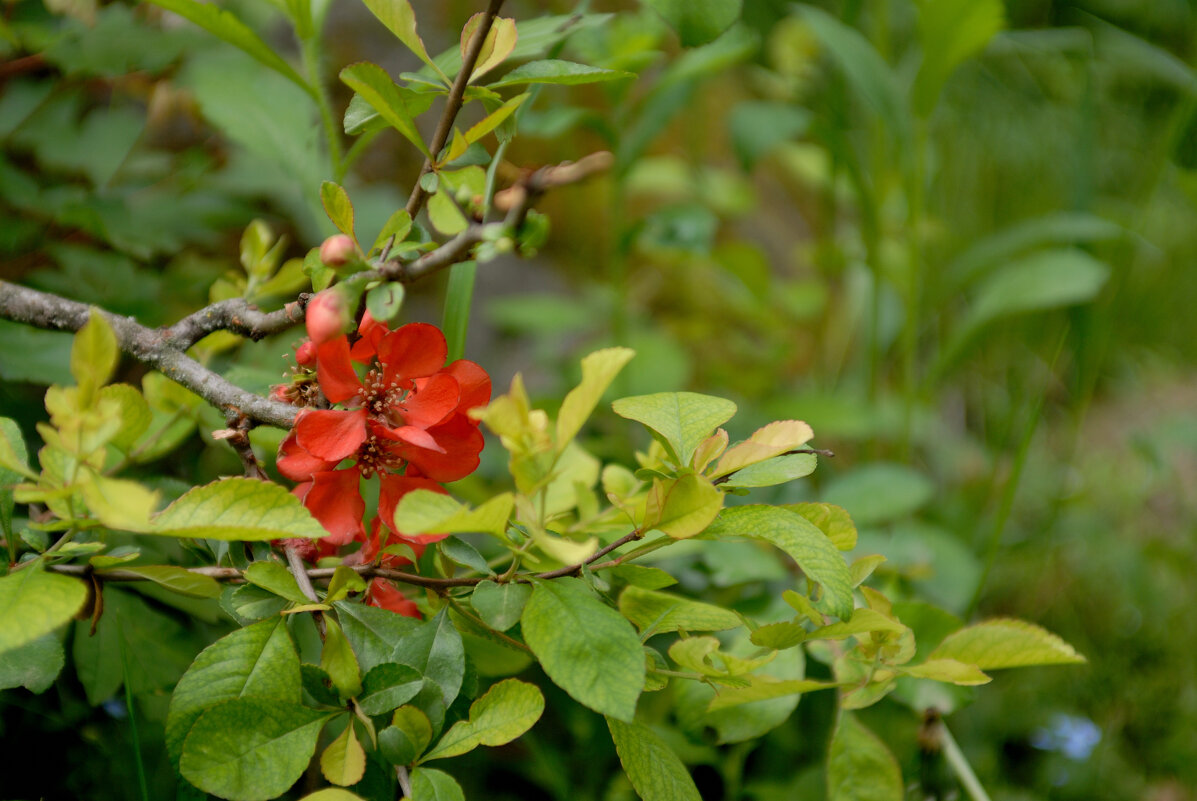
[
  {"x1": 351, "y1": 311, "x2": 389, "y2": 362},
  {"x1": 396, "y1": 415, "x2": 483, "y2": 482},
  {"x1": 402, "y1": 373, "x2": 460, "y2": 428},
  {"x1": 304, "y1": 468, "x2": 365, "y2": 544},
  {"x1": 368, "y1": 578, "x2": 422, "y2": 618},
  {"x1": 376, "y1": 424, "x2": 446, "y2": 453},
  {"x1": 296, "y1": 408, "x2": 368, "y2": 461},
  {"x1": 277, "y1": 430, "x2": 338, "y2": 481},
  {"x1": 443, "y1": 360, "x2": 491, "y2": 413},
  {"x1": 315, "y1": 337, "x2": 362, "y2": 404},
  {"x1": 378, "y1": 323, "x2": 447, "y2": 385}
]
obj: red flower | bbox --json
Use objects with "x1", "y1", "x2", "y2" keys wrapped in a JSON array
[
  {"x1": 274, "y1": 317, "x2": 490, "y2": 555},
  {"x1": 366, "y1": 578, "x2": 421, "y2": 618}
]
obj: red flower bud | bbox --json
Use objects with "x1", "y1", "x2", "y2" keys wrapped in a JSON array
[
  {"x1": 295, "y1": 339, "x2": 317, "y2": 367},
  {"x1": 319, "y1": 234, "x2": 356, "y2": 267},
  {"x1": 305, "y1": 289, "x2": 350, "y2": 345}
]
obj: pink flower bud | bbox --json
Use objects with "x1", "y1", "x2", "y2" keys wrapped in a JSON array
[
  {"x1": 295, "y1": 340, "x2": 317, "y2": 367},
  {"x1": 319, "y1": 234, "x2": 355, "y2": 267},
  {"x1": 305, "y1": 289, "x2": 350, "y2": 345}
]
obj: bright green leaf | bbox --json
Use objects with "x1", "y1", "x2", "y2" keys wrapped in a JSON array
[
  {"x1": 461, "y1": 14, "x2": 518, "y2": 82},
  {"x1": 0, "y1": 566, "x2": 87, "y2": 655},
  {"x1": 320, "y1": 181, "x2": 355, "y2": 240},
  {"x1": 618, "y1": 585, "x2": 742, "y2": 634},
  {"x1": 244, "y1": 560, "x2": 311, "y2": 603},
  {"x1": 464, "y1": 92, "x2": 529, "y2": 146},
  {"x1": 334, "y1": 602, "x2": 420, "y2": 673},
  {"x1": 321, "y1": 720, "x2": 366, "y2": 787},
  {"x1": 100, "y1": 565, "x2": 220, "y2": 598},
  {"x1": 704, "y1": 506, "x2": 853, "y2": 621},
  {"x1": 340, "y1": 62, "x2": 430, "y2": 155},
  {"x1": 297, "y1": 789, "x2": 366, "y2": 801},
  {"x1": 0, "y1": 631, "x2": 64, "y2": 693},
  {"x1": 707, "y1": 676, "x2": 836, "y2": 710},
  {"x1": 612, "y1": 392, "x2": 737, "y2": 466},
  {"x1": 712, "y1": 419, "x2": 814, "y2": 478},
  {"x1": 643, "y1": 474, "x2": 722, "y2": 539},
  {"x1": 366, "y1": 282, "x2": 405, "y2": 326},
  {"x1": 393, "y1": 490, "x2": 512, "y2": 538},
  {"x1": 423, "y1": 678, "x2": 545, "y2": 760},
  {"x1": 787, "y1": 503, "x2": 857, "y2": 551},
  {"x1": 928, "y1": 619, "x2": 1086, "y2": 669},
  {"x1": 719, "y1": 453, "x2": 817, "y2": 489},
  {"x1": 71, "y1": 309, "x2": 118, "y2": 401},
  {"x1": 900, "y1": 658, "x2": 991, "y2": 685},
  {"x1": 379, "y1": 705, "x2": 433, "y2": 765},
  {"x1": 322, "y1": 617, "x2": 362, "y2": 698},
  {"x1": 913, "y1": 0, "x2": 1005, "y2": 116},
  {"x1": 556, "y1": 347, "x2": 636, "y2": 448},
  {"x1": 152, "y1": 477, "x2": 326, "y2": 540},
  {"x1": 606, "y1": 716, "x2": 702, "y2": 801},
  {"x1": 360, "y1": 0, "x2": 446, "y2": 80},
  {"x1": 487, "y1": 59, "x2": 634, "y2": 89},
  {"x1": 521, "y1": 577, "x2": 644, "y2": 721}
]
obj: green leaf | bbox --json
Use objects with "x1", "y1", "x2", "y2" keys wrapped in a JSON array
[
  {"x1": 244, "y1": 560, "x2": 311, "y2": 603},
  {"x1": 556, "y1": 347, "x2": 636, "y2": 448},
  {"x1": 340, "y1": 62, "x2": 430, "y2": 156},
  {"x1": 0, "y1": 632, "x2": 64, "y2": 693},
  {"x1": 462, "y1": 14, "x2": 518, "y2": 82},
  {"x1": 795, "y1": 5, "x2": 909, "y2": 144},
  {"x1": 718, "y1": 453, "x2": 818, "y2": 489},
  {"x1": 366, "y1": 282, "x2": 405, "y2": 327},
  {"x1": 325, "y1": 566, "x2": 368, "y2": 603},
  {"x1": 728, "y1": 101, "x2": 810, "y2": 170},
  {"x1": 471, "y1": 579, "x2": 531, "y2": 631},
  {"x1": 391, "y1": 608, "x2": 465, "y2": 721},
  {"x1": 827, "y1": 713, "x2": 903, "y2": 801},
  {"x1": 712, "y1": 420, "x2": 814, "y2": 478},
  {"x1": 393, "y1": 490, "x2": 513, "y2": 538},
  {"x1": 423, "y1": 678, "x2": 545, "y2": 760},
  {"x1": 410, "y1": 767, "x2": 464, "y2": 801},
  {"x1": 823, "y1": 464, "x2": 935, "y2": 527},
  {"x1": 618, "y1": 585, "x2": 741, "y2": 634},
  {"x1": 644, "y1": 0, "x2": 743, "y2": 47},
  {"x1": 99, "y1": 565, "x2": 221, "y2": 599},
  {"x1": 912, "y1": 0, "x2": 1005, "y2": 116},
  {"x1": 707, "y1": 676, "x2": 836, "y2": 711},
  {"x1": 899, "y1": 658, "x2": 990, "y2": 685},
  {"x1": 951, "y1": 249, "x2": 1110, "y2": 355},
  {"x1": 642, "y1": 474, "x2": 722, "y2": 539},
  {"x1": 703, "y1": 506, "x2": 853, "y2": 621},
  {"x1": 379, "y1": 706, "x2": 433, "y2": 764},
  {"x1": 521, "y1": 577, "x2": 645, "y2": 721},
  {"x1": 320, "y1": 181, "x2": 356, "y2": 240},
  {"x1": 360, "y1": 0, "x2": 446, "y2": 81},
  {"x1": 928, "y1": 619, "x2": 1086, "y2": 669},
  {"x1": 606, "y1": 716, "x2": 702, "y2": 801},
  {"x1": 0, "y1": 416, "x2": 33, "y2": 483},
  {"x1": 438, "y1": 536, "x2": 491, "y2": 575},
  {"x1": 358, "y1": 662, "x2": 424, "y2": 716},
  {"x1": 808, "y1": 608, "x2": 906, "y2": 641},
  {"x1": 180, "y1": 698, "x2": 333, "y2": 801},
  {"x1": 786, "y1": 503, "x2": 857, "y2": 551},
  {"x1": 322, "y1": 617, "x2": 362, "y2": 698},
  {"x1": 71, "y1": 309, "x2": 118, "y2": 402},
  {"x1": 99, "y1": 384, "x2": 152, "y2": 453},
  {"x1": 463, "y1": 92, "x2": 529, "y2": 147},
  {"x1": 612, "y1": 392, "x2": 737, "y2": 466},
  {"x1": 0, "y1": 566, "x2": 87, "y2": 655},
  {"x1": 144, "y1": 0, "x2": 314, "y2": 97},
  {"x1": 487, "y1": 59, "x2": 634, "y2": 88},
  {"x1": 370, "y1": 209, "x2": 413, "y2": 254},
  {"x1": 321, "y1": 720, "x2": 366, "y2": 787},
  {"x1": 297, "y1": 788, "x2": 367, "y2": 801},
  {"x1": 166, "y1": 617, "x2": 300, "y2": 762},
  {"x1": 79, "y1": 473, "x2": 159, "y2": 532},
  {"x1": 334, "y1": 601, "x2": 420, "y2": 672},
  {"x1": 152, "y1": 477, "x2": 327, "y2": 540}
]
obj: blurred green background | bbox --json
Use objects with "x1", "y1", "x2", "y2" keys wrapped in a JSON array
[{"x1": 2, "y1": 0, "x2": 1195, "y2": 799}]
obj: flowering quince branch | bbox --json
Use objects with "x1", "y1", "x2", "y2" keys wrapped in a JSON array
[
  {"x1": 0, "y1": 281, "x2": 299, "y2": 429},
  {"x1": 404, "y1": 0, "x2": 507, "y2": 219}
]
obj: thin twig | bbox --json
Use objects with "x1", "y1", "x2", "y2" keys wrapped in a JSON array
[
  {"x1": 404, "y1": 0, "x2": 507, "y2": 219},
  {"x1": 165, "y1": 296, "x2": 310, "y2": 350},
  {"x1": 0, "y1": 281, "x2": 299, "y2": 429},
  {"x1": 215, "y1": 411, "x2": 268, "y2": 480}
]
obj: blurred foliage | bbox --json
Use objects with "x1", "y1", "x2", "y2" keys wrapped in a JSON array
[{"x1": 2, "y1": 0, "x2": 1196, "y2": 800}]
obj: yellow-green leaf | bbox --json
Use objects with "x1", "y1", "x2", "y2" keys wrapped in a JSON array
[
  {"x1": 320, "y1": 181, "x2": 356, "y2": 241},
  {"x1": 707, "y1": 676, "x2": 836, "y2": 711},
  {"x1": 152, "y1": 477, "x2": 326, "y2": 541},
  {"x1": 422, "y1": 679, "x2": 544, "y2": 761},
  {"x1": 340, "y1": 62, "x2": 430, "y2": 156},
  {"x1": 71, "y1": 309, "x2": 118, "y2": 402},
  {"x1": 461, "y1": 14, "x2": 517, "y2": 82},
  {"x1": 392, "y1": 490, "x2": 512, "y2": 538},
  {"x1": 360, "y1": 0, "x2": 446, "y2": 81},
  {"x1": 712, "y1": 419, "x2": 813, "y2": 478},
  {"x1": 827, "y1": 712, "x2": 903, "y2": 801},
  {"x1": 618, "y1": 585, "x2": 741, "y2": 635},
  {"x1": 321, "y1": 722, "x2": 367, "y2": 786},
  {"x1": 0, "y1": 566, "x2": 88, "y2": 655},
  {"x1": 899, "y1": 658, "x2": 991, "y2": 686},
  {"x1": 612, "y1": 392, "x2": 737, "y2": 466},
  {"x1": 556, "y1": 347, "x2": 636, "y2": 448},
  {"x1": 642, "y1": 474, "x2": 722, "y2": 539},
  {"x1": 786, "y1": 502, "x2": 857, "y2": 551},
  {"x1": 606, "y1": 716, "x2": 701, "y2": 801},
  {"x1": 928, "y1": 618, "x2": 1086, "y2": 669},
  {"x1": 100, "y1": 565, "x2": 221, "y2": 599},
  {"x1": 244, "y1": 561, "x2": 310, "y2": 603},
  {"x1": 464, "y1": 92, "x2": 529, "y2": 145}
]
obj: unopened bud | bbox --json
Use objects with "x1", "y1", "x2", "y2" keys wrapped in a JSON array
[
  {"x1": 319, "y1": 234, "x2": 355, "y2": 267},
  {"x1": 305, "y1": 289, "x2": 351, "y2": 345},
  {"x1": 295, "y1": 339, "x2": 317, "y2": 367}
]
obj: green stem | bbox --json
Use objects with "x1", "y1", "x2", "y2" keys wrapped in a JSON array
[
  {"x1": 119, "y1": 618, "x2": 151, "y2": 801},
  {"x1": 939, "y1": 721, "x2": 991, "y2": 801},
  {"x1": 966, "y1": 328, "x2": 1068, "y2": 618},
  {"x1": 300, "y1": 29, "x2": 343, "y2": 181}
]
